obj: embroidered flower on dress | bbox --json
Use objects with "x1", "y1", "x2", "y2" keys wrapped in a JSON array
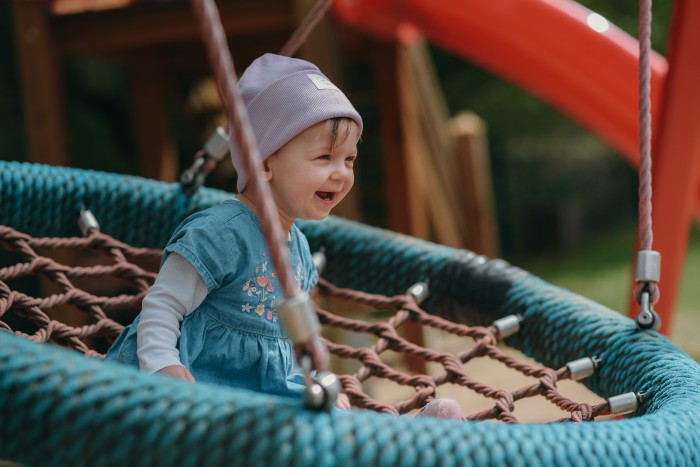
[
  {"x1": 256, "y1": 276, "x2": 269, "y2": 288},
  {"x1": 243, "y1": 281, "x2": 257, "y2": 296},
  {"x1": 241, "y1": 253, "x2": 292, "y2": 321}
]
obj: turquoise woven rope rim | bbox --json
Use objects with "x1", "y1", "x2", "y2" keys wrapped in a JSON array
[{"x1": 1, "y1": 161, "x2": 699, "y2": 466}]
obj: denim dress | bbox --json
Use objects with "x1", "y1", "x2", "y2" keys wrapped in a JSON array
[{"x1": 105, "y1": 199, "x2": 318, "y2": 397}]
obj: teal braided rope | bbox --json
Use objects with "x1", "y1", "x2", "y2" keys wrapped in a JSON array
[
  {"x1": 1, "y1": 161, "x2": 700, "y2": 465},
  {"x1": 0, "y1": 161, "x2": 231, "y2": 248}
]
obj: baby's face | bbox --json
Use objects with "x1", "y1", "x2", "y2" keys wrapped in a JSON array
[{"x1": 265, "y1": 120, "x2": 359, "y2": 222}]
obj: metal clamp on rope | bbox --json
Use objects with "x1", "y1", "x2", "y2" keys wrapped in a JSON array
[
  {"x1": 634, "y1": 250, "x2": 661, "y2": 331},
  {"x1": 312, "y1": 249, "x2": 327, "y2": 275},
  {"x1": 493, "y1": 314, "x2": 523, "y2": 339},
  {"x1": 278, "y1": 292, "x2": 320, "y2": 345},
  {"x1": 607, "y1": 392, "x2": 643, "y2": 416},
  {"x1": 407, "y1": 282, "x2": 429, "y2": 305},
  {"x1": 78, "y1": 207, "x2": 100, "y2": 236},
  {"x1": 277, "y1": 292, "x2": 340, "y2": 410},
  {"x1": 180, "y1": 127, "x2": 229, "y2": 195},
  {"x1": 566, "y1": 356, "x2": 600, "y2": 381}
]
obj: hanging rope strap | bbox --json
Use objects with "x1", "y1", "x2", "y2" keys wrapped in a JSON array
[
  {"x1": 634, "y1": 0, "x2": 661, "y2": 330},
  {"x1": 279, "y1": 0, "x2": 335, "y2": 57},
  {"x1": 190, "y1": 0, "x2": 334, "y2": 407}
]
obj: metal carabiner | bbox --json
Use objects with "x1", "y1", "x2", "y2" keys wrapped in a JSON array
[{"x1": 301, "y1": 354, "x2": 341, "y2": 411}]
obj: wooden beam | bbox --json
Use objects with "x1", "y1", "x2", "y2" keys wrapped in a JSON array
[
  {"x1": 12, "y1": 0, "x2": 69, "y2": 166},
  {"x1": 53, "y1": 0, "x2": 293, "y2": 54}
]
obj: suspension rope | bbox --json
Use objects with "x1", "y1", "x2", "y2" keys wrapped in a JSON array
[
  {"x1": 637, "y1": 0, "x2": 653, "y2": 254},
  {"x1": 279, "y1": 0, "x2": 335, "y2": 57},
  {"x1": 190, "y1": 0, "x2": 296, "y2": 299},
  {"x1": 633, "y1": 0, "x2": 661, "y2": 329},
  {"x1": 190, "y1": 0, "x2": 330, "y2": 382}
]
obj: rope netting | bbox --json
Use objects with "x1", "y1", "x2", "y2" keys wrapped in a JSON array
[{"x1": 1, "y1": 221, "x2": 610, "y2": 423}]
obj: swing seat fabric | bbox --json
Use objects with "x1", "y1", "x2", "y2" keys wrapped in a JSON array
[{"x1": 1, "y1": 161, "x2": 699, "y2": 466}]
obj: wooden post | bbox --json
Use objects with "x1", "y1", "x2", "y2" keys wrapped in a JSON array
[
  {"x1": 450, "y1": 112, "x2": 500, "y2": 257},
  {"x1": 12, "y1": 0, "x2": 69, "y2": 166},
  {"x1": 371, "y1": 41, "x2": 429, "y2": 237},
  {"x1": 397, "y1": 34, "x2": 468, "y2": 248}
]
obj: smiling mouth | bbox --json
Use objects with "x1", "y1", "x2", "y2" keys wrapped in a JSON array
[{"x1": 315, "y1": 191, "x2": 336, "y2": 203}]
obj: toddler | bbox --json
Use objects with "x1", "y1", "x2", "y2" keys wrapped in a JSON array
[{"x1": 106, "y1": 53, "x2": 460, "y2": 418}]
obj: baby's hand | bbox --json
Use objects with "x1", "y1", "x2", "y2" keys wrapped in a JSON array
[{"x1": 157, "y1": 365, "x2": 196, "y2": 382}]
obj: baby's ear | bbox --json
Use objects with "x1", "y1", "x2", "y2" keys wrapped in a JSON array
[{"x1": 262, "y1": 158, "x2": 273, "y2": 182}]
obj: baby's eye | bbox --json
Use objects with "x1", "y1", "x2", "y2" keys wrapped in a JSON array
[
  {"x1": 317, "y1": 154, "x2": 331, "y2": 160},
  {"x1": 345, "y1": 155, "x2": 356, "y2": 163}
]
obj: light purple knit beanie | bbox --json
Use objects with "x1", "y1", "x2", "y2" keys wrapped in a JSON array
[{"x1": 233, "y1": 53, "x2": 363, "y2": 193}]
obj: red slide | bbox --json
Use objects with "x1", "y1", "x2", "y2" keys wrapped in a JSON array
[{"x1": 332, "y1": 0, "x2": 667, "y2": 166}]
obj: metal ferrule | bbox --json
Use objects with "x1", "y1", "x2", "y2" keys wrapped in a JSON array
[
  {"x1": 635, "y1": 250, "x2": 661, "y2": 283},
  {"x1": 78, "y1": 208, "x2": 100, "y2": 236},
  {"x1": 493, "y1": 315, "x2": 522, "y2": 339},
  {"x1": 277, "y1": 292, "x2": 320, "y2": 345},
  {"x1": 407, "y1": 282, "x2": 429, "y2": 305},
  {"x1": 607, "y1": 392, "x2": 639, "y2": 416},
  {"x1": 312, "y1": 251, "x2": 327, "y2": 275},
  {"x1": 203, "y1": 127, "x2": 230, "y2": 161},
  {"x1": 566, "y1": 357, "x2": 597, "y2": 381}
]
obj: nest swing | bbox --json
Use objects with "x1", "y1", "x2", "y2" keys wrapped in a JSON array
[{"x1": 1, "y1": 0, "x2": 699, "y2": 465}]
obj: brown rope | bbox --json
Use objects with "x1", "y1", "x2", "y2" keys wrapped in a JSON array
[
  {"x1": 314, "y1": 278, "x2": 611, "y2": 422},
  {"x1": 279, "y1": 0, "x2": 335, "y2": 57},
  {"x1": 1, "y1": 225, "x2": 611, "y2": 422},
  {"x1": 0, "y1": 225, "x2": 158, "y2": 355}
]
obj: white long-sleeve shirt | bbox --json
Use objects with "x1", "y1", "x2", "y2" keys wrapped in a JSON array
[{"x1": 136, "y1": 253, "x2": 208, "y2": 373}]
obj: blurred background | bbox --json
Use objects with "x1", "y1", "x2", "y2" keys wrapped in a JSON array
[{"x1": 1, "y1": 0, "x2": 697, "y2": 360}]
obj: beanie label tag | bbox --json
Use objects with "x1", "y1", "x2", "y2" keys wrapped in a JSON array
[{"x1": 306, "y1": 74, "x2": 340, "y2": 91}]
